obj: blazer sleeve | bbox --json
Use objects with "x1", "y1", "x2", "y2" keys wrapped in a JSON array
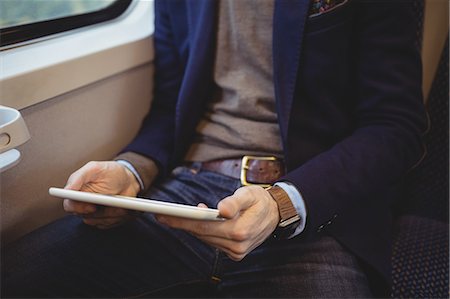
[
  {"x1": 282, "y1": 1, "x2": 427, "y2": 237},
  {"x1": 121, "y1": 0, "x2": 182, "y2": 174}
]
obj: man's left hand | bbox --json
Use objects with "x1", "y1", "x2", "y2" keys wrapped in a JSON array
[{"x1": 156, "y1": 185, "x2": 280, "y2": 261}]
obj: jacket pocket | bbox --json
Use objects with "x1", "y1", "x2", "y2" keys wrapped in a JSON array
[
  {"x1": 306, "y1": 0, "x2": 353, "y2": 33},
  {"x1": 309, "y1": 0, "x2": 349, "y2": 18}
]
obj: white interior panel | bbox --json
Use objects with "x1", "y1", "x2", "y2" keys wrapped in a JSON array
[{"x1": 1, "y1": 64, "x2": 153, "y2": 243}]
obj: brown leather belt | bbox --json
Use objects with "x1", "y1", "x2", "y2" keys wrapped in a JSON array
[{"x1": 199, "y1": 156, "x2": 285, "y2": 187}]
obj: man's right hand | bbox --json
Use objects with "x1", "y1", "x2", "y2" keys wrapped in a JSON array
[{"x1": 63, "y1": 161, "x2": 141, "y2": 229}]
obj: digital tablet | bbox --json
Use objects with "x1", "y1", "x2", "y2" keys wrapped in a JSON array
[{"x1": 49, "y1": 187, "x2": 224, "y2": 221}]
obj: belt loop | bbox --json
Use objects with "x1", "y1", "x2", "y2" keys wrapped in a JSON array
[{"x1": 188, "y1": 162, "x2": 202, "y2": 174}]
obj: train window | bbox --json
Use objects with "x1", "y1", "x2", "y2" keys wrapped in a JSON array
[
  {"x1": 0, "y1": 0, "x2": 153, "y2": 110},
  {"x1": 0, "y1": 0, "x2": 132, "y2": 47}
]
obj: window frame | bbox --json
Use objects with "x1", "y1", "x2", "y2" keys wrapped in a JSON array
[{"x1": 0, "y1": 0, "x2": 132, "y2": 47}]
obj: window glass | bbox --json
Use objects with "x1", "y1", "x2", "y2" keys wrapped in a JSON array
[{"x1": 0, "y1": 0, "x2": 116, "y2": 29}]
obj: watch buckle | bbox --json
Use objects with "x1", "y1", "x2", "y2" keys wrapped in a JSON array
[{"x1": 279, "y1": 215, "x2": 301, "y2": 228}]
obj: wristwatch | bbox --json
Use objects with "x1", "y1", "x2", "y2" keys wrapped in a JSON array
[{"x1": 266, "y1": 186, "x2": 301, "y2": 239}]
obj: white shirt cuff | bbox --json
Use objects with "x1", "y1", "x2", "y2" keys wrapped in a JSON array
[
  {"x1": 274, "y1": 181, "x2": 307, "y2": 238},
  {"x1": 116, "y1": 160, "x2": 144, "y2": 191}
]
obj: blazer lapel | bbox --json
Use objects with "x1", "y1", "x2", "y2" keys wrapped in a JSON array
[
  {"x1": 273, "y1": 0, "x2": 310, "y2": 144},
  {"x1": 175, "y1": 0, "x2": 217, "y2": 157}
]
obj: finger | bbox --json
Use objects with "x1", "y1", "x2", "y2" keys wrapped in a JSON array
[
  {"x1": 82, "y1": 207, "x2": 129, "y2": 219},
  {"x1": 217, "y1": 186, "x2": 261, "y2": 219},
  {"x1": 157, "y1": 214, "x2": 253, "y2": 243},
  {"x1": 95, "y1": 222, "x2": 124, "y2": 230},
  {"x1": 197, "y1": 235, "x2": 253, "y2": 261},
  {"x1": 63, "y1": 199, "x2": 96, "y2": 214},
  {"x1": 157, "y1": 215, "x2": 231, "y2": 238},
  {"x1": 197, "y1": 203, "x2": 208, "y2": 208},
  {"x1": 196, "y1": 234, "x2": 244, "y2": 252},
  {"x1": 82, "y1": 215, "x2": 130, "y2": 228}
]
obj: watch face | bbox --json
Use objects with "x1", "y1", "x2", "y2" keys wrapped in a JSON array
[{"x1": 273, "y1": 223, "x2": 295, "y2": 239}]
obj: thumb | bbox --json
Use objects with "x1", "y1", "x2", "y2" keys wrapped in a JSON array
[
  {"x1": 65, "y1": 172, "x2": 84, "y2": 191},
  {"x1": 217, "y1": 187, "x2": 259, "y2": 219},
  {"x1": 64, "y1": 162, "x2": 98, "y2": 191}
]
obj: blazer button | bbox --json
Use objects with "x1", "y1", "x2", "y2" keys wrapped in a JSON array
[{"x1": 317, "y1": 224, "x2": 325, "y2": 233}]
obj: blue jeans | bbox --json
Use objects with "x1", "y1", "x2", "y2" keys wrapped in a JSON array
[{"x1": 1, "y1": 164, "x2": 372, "y2": 298}]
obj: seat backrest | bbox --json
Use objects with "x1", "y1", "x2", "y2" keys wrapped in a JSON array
[{"x1": 391, "y1": 31, "x2": 449, "y2": 298}]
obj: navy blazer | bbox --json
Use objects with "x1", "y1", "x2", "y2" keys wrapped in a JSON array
[{"x1": 124, "y1": 0, "x2": 427, "y2": 283}]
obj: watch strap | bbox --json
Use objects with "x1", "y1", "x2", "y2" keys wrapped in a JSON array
[{"x1": 267, "y1": 186, "x2": 300, "y2": 227}]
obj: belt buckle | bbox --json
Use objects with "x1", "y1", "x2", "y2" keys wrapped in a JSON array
[{"x1": 240, "y1": 155, "x2": 277, "y2": 188}]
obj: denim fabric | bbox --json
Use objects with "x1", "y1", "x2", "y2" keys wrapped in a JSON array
[{"x1": 1, "y1": 165, "x2": 372, "y2": 298}]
